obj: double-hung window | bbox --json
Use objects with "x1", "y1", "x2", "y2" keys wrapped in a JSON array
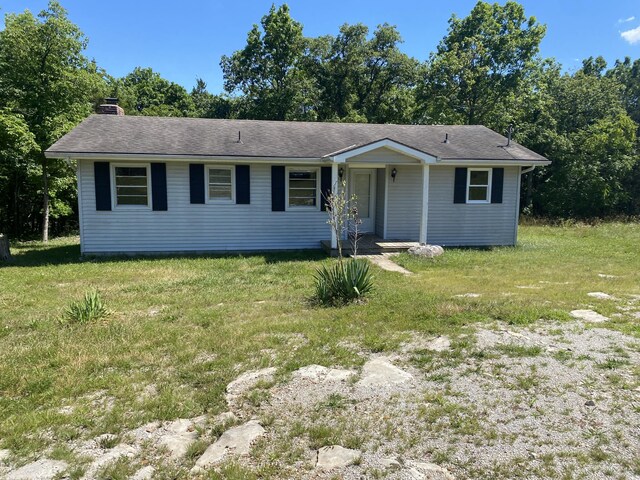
[
  {"x1": 466, "y1": 168, "x2": 492, "y2": 203},
  {"x1": 113, "y1": 164, "x2": 150, "y2": 207},
  {"x1": 207, "y1": 166, "x2": 234, "y2": 202},
  {"x1": 287, "y1": 168, "x2": 318, "y2": 208}
]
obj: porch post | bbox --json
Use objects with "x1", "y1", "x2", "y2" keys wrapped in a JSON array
[
  {"x1": 330, "y1": 163, "x2": 338, "y2": 249},
  {"x1": 419, "y1": 165, "x2": 430, "y2": 244}
]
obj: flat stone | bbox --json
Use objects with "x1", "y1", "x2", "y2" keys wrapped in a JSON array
[
  {"x1": 6, "y1": 459, "x2": 68, "y2": 480},
  {"x1": 226, "y1": 367, "x2": 276, "y2": 400},
  {"x1": 157, "y1": 419, "x2": 199, "y2": 459},
  {"x1": 427, "y1": 336, "x2": 451, "y2": 352},
  {"x1": 454, "y1": 293, "x2": 481, "y2": 298},
  {"x1": 587, "y1": 292, "x2": 616, "y2": 300},
  {"x1": 293, "y1": 365, "x2": 355, "y2": 383},
  {"x1": 598, "y1": 273, "x2": 617, "y2": 278},
  {"x1": 132, "y1": 465, "x2": 155, "y2": 480},
  {"x1": 570, "y1": 309, "x2": 609, "y2": 323},
  {"x1": 363, "y1": 254, "x2": 412, "y2": 275},
  {"x1": 214, "y1": 411, "x2": 238, "y2": 425},
  {"x1": 380, "y1": 456, "x2": 403, "y2": 471},
  {"x1": 405, "y1": 461, "x2": 455, "y2": 480},
  {"x1": 316, "y1": 445, "x2": 360, "y2": 470},
  {"x1": 192, "y1": 420, "x2": 265, "y2": 471},
  {"x1": 357, "y1": 357, "x2": 413, "y2": 388},
  {"x1": 0, "y1": 449, "x2": 10, "y2": 463},
  {"x1": 82, "y1": 444, "x2": 138, "y2": 479}
]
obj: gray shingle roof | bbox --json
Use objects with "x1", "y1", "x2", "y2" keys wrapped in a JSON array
[{"x1": 46, "y1": 115, "x2": 548, "y2": 162}]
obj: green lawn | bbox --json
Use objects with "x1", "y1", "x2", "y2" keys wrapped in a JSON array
[{"x1": 0, "y1": 223, "x2": 639, "y2": 477}]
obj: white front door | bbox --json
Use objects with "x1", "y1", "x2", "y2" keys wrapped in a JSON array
[{"x1": 350, "y1": 169, "x2": 376, "y2": 233}]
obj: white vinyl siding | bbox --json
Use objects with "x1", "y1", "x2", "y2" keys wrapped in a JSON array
[
  {"x1": 112, "y1": 164, "x2": 150, "y2": 208},
  {"x1": 385, "y1": 165, "x2": 423, "y2": 240},
  {"x1": 79, "y1": 161, "x2": 329, "y2": 253},
  {"x1": 427, "y1": 166, "x2": 519, "y2": 246},
  {"x1": 207, "y1": 166, "x2": 234, "y2": 203}
]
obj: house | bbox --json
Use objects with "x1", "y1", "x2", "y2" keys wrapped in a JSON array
[{"x1": 45, "y1": 111, "x2": 550, "y2": 254}]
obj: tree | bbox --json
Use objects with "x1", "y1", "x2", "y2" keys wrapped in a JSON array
[
  {"x1": 190, "y1": 78, "x2": 234, "y2": 118},
  {"x1": 416, "y1": 1, "x2": 546, "y2": 127},
  {"x1": 0, "y1": 111, "x2": 40, "y2": 237},
  {"x1": 220, "y1": 4, "x2": 312, "y2": 120},
  {"x1": 305, "y1": 23, "x2": 418, "y2": 123},
  {"x1": 0, "y1": 1, "x2": 105, "y2": 240},
  {"x1": 110, "y1": 67, "x2": 195, "y2": 116}
]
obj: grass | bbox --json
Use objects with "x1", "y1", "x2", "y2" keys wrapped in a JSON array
[{"x1": 0, "y1": 223, "x2": 639, "y2": 467}]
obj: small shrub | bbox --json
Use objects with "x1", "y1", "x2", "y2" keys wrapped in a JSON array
[
  {"x1": 62, "y1": 289, "x2": 108, "y2": 325},
  {"x1": 314, "y1": 258, "x2": 374, "y2": 305}
]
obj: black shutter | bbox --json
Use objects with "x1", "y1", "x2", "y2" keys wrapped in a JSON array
[
  {"x1": 320, "y1": 166, "x2": 332, "y2": 211},
  {"x1": 236, "y1": 165, "x2": 250, "y2": 204},
  {"x1": 271, "y1": 165, "x2": 285, "y2": 211},
  {"x1": 453, "y1": 167, "x2": 467, "y2": 204},
  {"x1": 151, "y1": 163, "x2": 168, "y2": 211},
  {"x1": 491, "y1": 168, "x2": 504, "y2": 204},
  {"x1": 94, "y1": 162, "x2": 111, "y2": 211},
  {"x1": 189, "y1": 164, "x2": 205, "y2": 204}
]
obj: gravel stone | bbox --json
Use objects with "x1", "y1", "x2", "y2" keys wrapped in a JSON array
[{"x1": 6, "y1": 459, "x2": 68, "y2": 480}]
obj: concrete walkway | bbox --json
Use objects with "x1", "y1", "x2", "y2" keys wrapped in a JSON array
[{"x1": 359, "y1": 254, "x2": 412, "y2": 275}]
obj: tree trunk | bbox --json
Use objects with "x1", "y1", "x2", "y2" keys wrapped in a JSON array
[
  {"x1": 0, "y1": 234, "x2": 10, "y2": 261},
  {"x1": 42, "y1": 156, "x2": 49, "y2": 243}
]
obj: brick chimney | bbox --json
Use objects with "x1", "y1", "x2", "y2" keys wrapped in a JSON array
[{"x1": 97, "y1": 98, "x2": 125, "y2": 115}]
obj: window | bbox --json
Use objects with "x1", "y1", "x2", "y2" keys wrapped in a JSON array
[
  {"x1": 287, "y1": 168, "x2": 318, "y2": 208},
  {"x1": 207, "y1": 166, "x2": 234, "y2": 202},
  {"x1": 467, "y1": 168, "x2": 492, "y2": 203},
  {"x1": 113, "y1": 165, "x2": 150, "y2": 207}
]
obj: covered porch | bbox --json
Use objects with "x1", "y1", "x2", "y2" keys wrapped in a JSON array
[{"x1": 323, "y1": 139, "x2": 433, "y2": 252}]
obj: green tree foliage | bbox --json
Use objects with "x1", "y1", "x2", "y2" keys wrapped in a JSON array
[
  {"x1": 190, "y1": 78, "x2": 234, "y2": 118},
  {"x1": 0, "y1": 1, "x2": 105, "y2": 240},
  {"x1": 108, "y1": 67, "x2": 195, "y2": 117},
  {"x1": 0, "y1": 111, "x2": 40, "y2": 237},
  {"x1": 417, "y1": 0, "x2": 545, "y2": 127},
  {"x1": 221, "y1": 4, "x2": 311, "y2": 120},
  {"x1": 305, "y1": 23, "x2": 418, "y2": 123}
]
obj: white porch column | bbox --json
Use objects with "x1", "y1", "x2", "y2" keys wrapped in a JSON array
[
  {"x1": 419, "y1": 165, "x2": 430, "y2": 244},
  {"x1": 330, "y1": 163, "x2": 339, "y2": 249}
]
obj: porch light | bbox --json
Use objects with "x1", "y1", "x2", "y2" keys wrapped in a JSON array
[
  {"x1": 338, "y1": 167, "x2": 344, "y2": 179},
  {"x1": 391, "y1": 167, "x2": 397, "y2": 182}
]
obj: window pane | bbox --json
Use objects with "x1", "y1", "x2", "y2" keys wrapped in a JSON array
[
  {"x1": 115, "y1": 166, "x2": 148, "y2": 206},
  {"x1": 116, "y1": 186, "x2": 147, "y2": 196},
  {"x1": 289, "y1": 171, "x2": 316, "y2": 181},
  {"x1": 288, "y1": 170, "x2": 317, "y2": 207},
  {"x1": 289, "y1": 196, "x2": 316, "y2": 206},
  {"x1": 468, "y1": 186, "x2": 488, "y2": 201},
  {"x1": 208, "y1": 168, "x2": 232, "y2": 200},
  {"x1": 469, "y1": 170, "x2": 489, "y2": 186},
  {"x1": 209, "y1": 186, "x2": 232, "y2": 199},
  {"x1": 118, "y1": 195, "x2": 148, "y2": 205},
  {"x1": 289, "y1": 179, "x2": 316, "y2": 189}
]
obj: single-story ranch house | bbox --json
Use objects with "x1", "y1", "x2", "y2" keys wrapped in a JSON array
[{"x1": 45, "y1": 109, "x2": 550, "y2": 254}]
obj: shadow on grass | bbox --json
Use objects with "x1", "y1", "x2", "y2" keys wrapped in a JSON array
[{"x1": 3, "y1": 243, "x2": 329, "y2": 268}]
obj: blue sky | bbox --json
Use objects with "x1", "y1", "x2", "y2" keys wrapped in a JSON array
[{"x1": 3, "y1": 1, "x2": 640, "y2": 93}]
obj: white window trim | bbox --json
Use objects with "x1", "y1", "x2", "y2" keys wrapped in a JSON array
[
  {"x1": 111, "y1": 163, "x2": 151, "y2": 209},
  {"x1": 206, "y1": 165, "x2": 235, "y2": 204},
  {"x1": 466, "y1": 168, "x2": 492, "y2": 204},
  {"x1": 285, "y1": 166, "x2": 320, "y2": 211}
]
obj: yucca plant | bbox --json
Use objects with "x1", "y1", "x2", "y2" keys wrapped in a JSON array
[
  {"x1": 62, "y1": 289, "x2": 108, "y2": 325},
  {"x1": 314, "y1": 258, "x2": 374, "y2": 305}
]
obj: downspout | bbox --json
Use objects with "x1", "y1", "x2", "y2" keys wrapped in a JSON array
[{"x1": 521, "y1": 166, "x2": 536, "y2": 175}]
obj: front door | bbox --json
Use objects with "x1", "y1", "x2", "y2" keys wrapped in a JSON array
[{"x1": 350, "y1": 169, "x2": 376, "y2": 233}]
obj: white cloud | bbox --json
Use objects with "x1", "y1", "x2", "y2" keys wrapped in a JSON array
[
  {"x1": 621, "y1": 25, "x2": 640, "y2": 44},
  {"x1": 618, "y1": 16, "x2": 635, "y2": 23}
]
